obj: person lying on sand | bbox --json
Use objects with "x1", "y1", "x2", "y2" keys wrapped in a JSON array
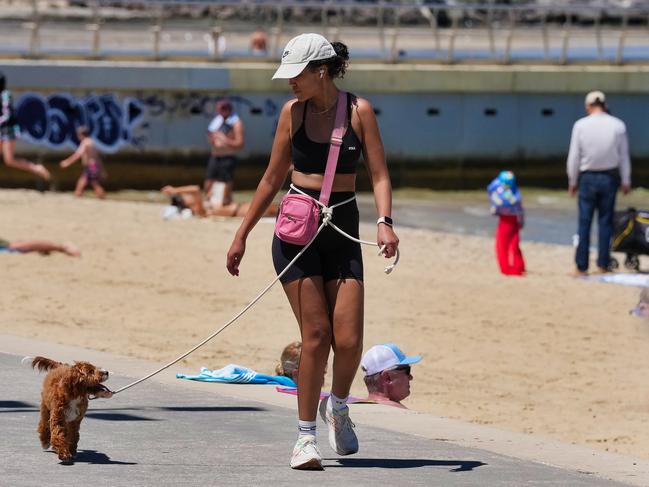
[
  {"x1": 0, "y1": 237, "x2": 80, "y2": 256},
  {"x1": 161, "y1": 184, "x2": 278, "y2": 218}
]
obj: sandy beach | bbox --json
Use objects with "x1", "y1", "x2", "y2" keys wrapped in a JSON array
[{"x1": 2, "y1": 189, "x2": 649, "y2": 459}]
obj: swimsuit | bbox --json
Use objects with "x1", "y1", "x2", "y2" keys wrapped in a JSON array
[
  {"x1": 82, "y1": 161, "x2": 103, "y2": 183},
  {"x1": 205, "y1": 155, "x2": 236, "y2": 183}
]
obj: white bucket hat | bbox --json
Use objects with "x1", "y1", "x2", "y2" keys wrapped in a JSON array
[{"x1": 272, "y1": 33, "x2": 335, "y2": 80}]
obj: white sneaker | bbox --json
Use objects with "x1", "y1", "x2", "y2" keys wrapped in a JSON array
[
  {"x1": 290, "y1": 435, "x2": 323, "y2": 470},
  {"x1": 319, "y1": 397, "x2": 358, "y2": 455}
]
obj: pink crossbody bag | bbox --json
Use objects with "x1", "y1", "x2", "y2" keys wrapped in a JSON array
[{"x1": 275, "y1": 91, "x2": 348, "y2": 246}]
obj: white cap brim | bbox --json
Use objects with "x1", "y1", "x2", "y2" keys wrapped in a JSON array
[{"x1": 272, "y1": 61, "x2": 309, "y2": 80}]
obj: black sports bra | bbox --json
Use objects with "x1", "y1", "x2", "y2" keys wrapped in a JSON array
[{"x1": 291, "y1": 93, "x2": 362, "y2": 175}]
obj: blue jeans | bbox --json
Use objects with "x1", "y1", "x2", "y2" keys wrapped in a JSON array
[{"x1": 575, "y1": 171, "x2": 619, "y2": 271}]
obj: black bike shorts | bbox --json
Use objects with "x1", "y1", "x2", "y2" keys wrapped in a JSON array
[{"x1": 272, "y1": 186, "x2": 364, "y2": 284}]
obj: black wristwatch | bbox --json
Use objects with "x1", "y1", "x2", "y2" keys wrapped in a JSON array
[{"x1": 376, "y1": 216, "x2": 393, "y2": 227}]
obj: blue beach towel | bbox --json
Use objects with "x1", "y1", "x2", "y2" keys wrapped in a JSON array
[{"x1": 176, "y1": 364, "x2": 296, "y2": 387}]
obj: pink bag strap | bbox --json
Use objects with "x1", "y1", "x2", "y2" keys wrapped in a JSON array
[{"x1": 319, "y1": 91, "x2": 348, "y2": 207}]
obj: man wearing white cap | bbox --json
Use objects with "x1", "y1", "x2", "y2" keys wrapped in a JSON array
[
  {"x1": 567, "y1": 90, "x2": 632, "y2": 276},
  {"x1": 361, "y1": 343, "x2": 421, "y2": 408}
]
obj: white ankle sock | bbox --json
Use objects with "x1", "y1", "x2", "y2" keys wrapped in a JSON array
[
  {"x1": 329, "y1": 393, "x2": 348, "y2": 411},
  {"x1": 298, "y1": 420, "x2": 317, "y2": 438}
]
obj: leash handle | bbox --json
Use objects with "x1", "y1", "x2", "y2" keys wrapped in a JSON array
[
  {"x1": 107, "y1": 219, "x2": 330, "y2": 397},
  {"x1": 102, "y1": 202, "x2": 400, "y2": 397}
]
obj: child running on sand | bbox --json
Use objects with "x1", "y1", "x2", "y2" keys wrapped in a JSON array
[
  {"x1": 488, "y1": 170, "x2": 526, "y2": 276},
  {"x1": 60, "y1": 126, "x2": 106, "y2": 198}
]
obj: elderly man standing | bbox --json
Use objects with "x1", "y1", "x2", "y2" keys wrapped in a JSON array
[{"x1": 567, "y1": 90, "x2": 632, "y2": 276}]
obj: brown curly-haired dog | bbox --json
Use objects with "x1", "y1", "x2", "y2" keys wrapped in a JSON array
[{"x1": 32, "y1": 356, "x2": 112, "y2": 463}]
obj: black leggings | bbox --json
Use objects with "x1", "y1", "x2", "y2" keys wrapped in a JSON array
[{"x1": 272, "y1": 187, "x2": 364, "y2": 284}]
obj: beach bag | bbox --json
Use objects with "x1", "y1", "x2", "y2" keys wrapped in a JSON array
[
  {"x1": 275, "y1": 91, "x2": 348, "y2": 246},
  {"x1": 275, "y1": 194, "x2": 321, "y2": 245}
]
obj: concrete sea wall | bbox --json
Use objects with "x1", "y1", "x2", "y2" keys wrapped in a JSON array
[{"x1": 1, "y1": 60, "x2": 647, "y2": 189}]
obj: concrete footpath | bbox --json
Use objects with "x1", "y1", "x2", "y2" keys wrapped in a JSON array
[{"x1": 1, "y1": 335, "x2": 648, "y2": 487}]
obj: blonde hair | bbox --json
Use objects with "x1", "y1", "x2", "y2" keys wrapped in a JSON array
[{"x1": 275, "y1": 341, "x2": 301, "y2": 378}]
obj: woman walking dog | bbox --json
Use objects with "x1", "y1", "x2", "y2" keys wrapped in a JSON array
[{"x1": 226, "y1": 33, "x2": 399, "y2": 470}]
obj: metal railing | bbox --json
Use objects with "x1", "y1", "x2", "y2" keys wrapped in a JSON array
[{"x1": 0, "y1": 0, "x2": 647, "y2": 64}]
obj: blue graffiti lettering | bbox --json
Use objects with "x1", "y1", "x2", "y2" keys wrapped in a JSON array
[{"x1": 15, "y1": 93, "x2": 146, "y2": 153}]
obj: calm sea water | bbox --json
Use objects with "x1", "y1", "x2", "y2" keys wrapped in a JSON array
[{"x1": 358, "y1": 197, "x2": 576, "y2": 246}]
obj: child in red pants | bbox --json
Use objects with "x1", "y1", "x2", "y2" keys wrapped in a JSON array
[{"x1": 487, "y1": 171, "x2": 526, "y2": 276}]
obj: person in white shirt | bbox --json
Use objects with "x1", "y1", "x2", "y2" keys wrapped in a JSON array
[
  {"x1": 205, "y1": 99, "x2": 244, "y2": 205},
  {"x1": 567, "y1": 90, "x2": 631, "y2": 276}
]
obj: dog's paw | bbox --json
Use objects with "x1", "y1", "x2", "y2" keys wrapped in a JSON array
[
  {"x1": 41, "y1": 442, "x2": 50, "y2": 450},
  {"x1": 58, "y1": 453, "x2": 73, "y2": 464}
]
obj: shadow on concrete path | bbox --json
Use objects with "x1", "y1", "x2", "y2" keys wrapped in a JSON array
[{"x1": 329, "y1": 457, "x2": 487, "y2": 471}]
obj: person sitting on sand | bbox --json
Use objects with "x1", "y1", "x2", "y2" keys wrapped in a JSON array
[
  {"x1": 59, "y1": 126, "x2": 106, "y2": 199},
  {"x1": 359, "y1": 343, "x2": 421, "y2": 409},
  {"x1": 161, "y1": 184, "x2": 278, "y2": 219},
  {"x1": 0, "y1": 237, "x2": 80, "y2": 256}
]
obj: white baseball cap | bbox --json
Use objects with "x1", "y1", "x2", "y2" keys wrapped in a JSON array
[
  {"x1": 585, "y1": 90, "x2": 606, "y2": 106},
  {"x1": 272, "y1": 33, "x2": 335, "y2": 80},
  {"x1": 360, "y1": 343, "x2": 422, "y2": 376}
]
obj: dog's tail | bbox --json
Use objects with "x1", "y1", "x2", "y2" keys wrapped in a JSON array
[{"x1": 31, "y1": 356, "x2": 63, "y2": 372}]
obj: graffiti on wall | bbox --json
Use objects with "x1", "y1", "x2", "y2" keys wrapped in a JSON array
[
  {"x1": 16, "y1": 93, "x2": 146, "y2": 152},
  {"x1": 135, "y1": 92, "x2": 280, "y2": 138},
  {"x1": 135, "y1": 93, "x2": 278, "y2": 119},
  {"x1": 15, "y1": 92, "x2": 280, "y2": 152}
]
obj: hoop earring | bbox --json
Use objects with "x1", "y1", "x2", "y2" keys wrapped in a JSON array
[{"x1": 319, "y1": 69, "x2": 325, "y2": 79}]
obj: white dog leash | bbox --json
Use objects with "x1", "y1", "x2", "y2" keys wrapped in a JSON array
[{"x1": 106, "y1": 195, "x2": 400, "y2": 397}]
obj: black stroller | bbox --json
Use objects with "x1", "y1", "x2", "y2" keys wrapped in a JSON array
[{"x1": 611, "y1": 208, "x2": 649, "y2": 271}]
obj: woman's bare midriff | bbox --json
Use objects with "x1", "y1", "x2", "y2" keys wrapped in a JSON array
[{"x1": 291, "y1": 170, "x2": 356, "y2": 192}]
